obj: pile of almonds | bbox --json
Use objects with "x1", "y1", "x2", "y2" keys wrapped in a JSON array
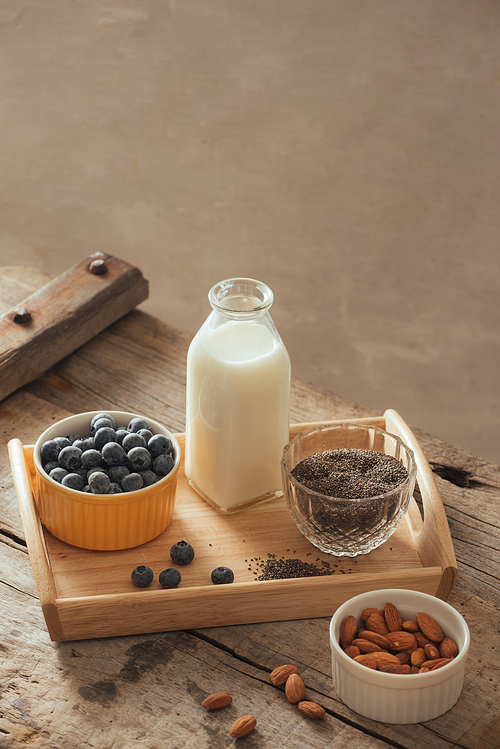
[
  {"x1": 201, "y1": 664, "x2": 325, "y2": 738},
  {"x1": 340, "y1": 602, "x2": 459, "y2": 674}
]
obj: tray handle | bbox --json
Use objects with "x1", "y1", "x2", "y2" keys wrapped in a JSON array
[
  {"x1": 384, "y1": 409, "x2": 458, "y2": 600},
  {"x1": 7, "y1": 439, "x2": 65, "y2": 640}
]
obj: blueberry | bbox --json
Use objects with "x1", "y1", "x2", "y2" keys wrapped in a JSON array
[
  {"x1": 131, "y1": 565, "x2": 154, "y2": 588},
  {"x1": 138, "y1": 469, "x2": 158, "y2": 487},
  {"x1": 81, "y1": 449, "x2": 103, "y2": 470},
  {"x1": 121, "y1": 472, "x2": 144, "y2": 492},
  {"x1": 58, "y1": 446, "x2": 82, "y2": 471},
  {"x1": 122, "y1": 432, "x2": 147, "y2": 452},
  {"x1": 41, "y1": 440, "x2": 61, "y2": 465},
  {"x1": 92, "y1": 417, "x2": 115, "y2": 433},
  {"x1": 211, "y1": 566, "x2": 234, "y2": 585},
  {"x1": 159, "y1": 568, "x2": 181, "y2": 589},
  {"x1": 88, "y1": 471, "x2": 111, "y2": 494},
  {"x1": 115, "y1": 428, "x2": 129, "y2": 445},
  {"x1": 128, "y1": 417, "x2": 151, "y2": 433},
  {"x1": 137, "y1": 429, "x2": 153, "y2": 443},
  {"x1": 43, "y1": 460, "x2": 60, "y2": 475},
  {"x1": 109, "y1": 482, "x2": 123, "y2": 494},
  {"x1": 107, "y1": 465, "x2": 130, "y2": 484},
  {"x1": 61, "y1": 472, "x2": 85, "y2": 491},
  {"x1": 154, "y1": 454, "x2": 174, "y2": 477},
  {"x1": 87, "y1": 466, "x2": 106, "y2": 479},
  {"x1": 93, "y1": 427, "x2": 117, "y2": 451},
  {"x1": 127, "y1": 446, "x2": 152, "y2": 472},
  {"x1": 102, "y1": 442, "x2": 127, "y2": 466},
  {"x1": 73, "y1": 437, "x2": 95, "y2": 452},
  {"x1": 170, "y1": 540, "x2": 195, "y2": 566},
  {"x1": 91, "y1": 412, "x2": 116, "y2": 430},
  {"x1": 54, "y1": 436, "x2": 72, "y2": 450},
  {"x1": 148, "y1": 434, "x2": 173, "y2": 459},
  {"x1": 68, "y1": 434, "x2": 83, "y2": 444},
  {"x1": 49, "y1": 467, "x2": 68, "y2": 483}
]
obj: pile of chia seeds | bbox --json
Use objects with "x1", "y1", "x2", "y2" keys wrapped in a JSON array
[
  {"x1": 248, "y1": 552, "x2": 351, "y2": 581},
  {"x1": 290, "y1": 448, "x2": 409, "y2": 537},
  {"x1": 291, "y1": 448, "x2": 408, "y2": 498}
]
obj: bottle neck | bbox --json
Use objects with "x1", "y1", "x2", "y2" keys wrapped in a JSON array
[{"x1": 208, "y1": 278, "x2": 273, "y2": 321}]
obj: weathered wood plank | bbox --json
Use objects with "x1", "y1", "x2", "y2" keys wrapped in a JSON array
[{"x1": 0, "y1": 255, "x2": 148, "y2": 401}]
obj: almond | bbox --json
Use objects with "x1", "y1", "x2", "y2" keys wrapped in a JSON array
[
  {"x1": 229, "y1": 715, "x2": 257, "y2": 738},
  {"x1": 419, "y1": 666, "x2": 430, "y2": 674},
  {"x1": 202, "y1": 691, "x2": 233, "y2": 710},
  {"x1": 402, "y1": 619, "x2": 420, "y2": 633},
  {"x1": 430, "y1": 658, "x2": 453, "y2": 670},
  {"x1": 285, "y1": 673, "x2": 306, "y2": 703},
  {"x1": 423, "y1": 657, "x2": 450, "y2": 670},
  {"x1": 415, "y1": 631, "x2": 434, "y2": 649},
  {"x1": 396, "y1": 651, "x2": 411, "y2": 666},
  {"x1": 365, "y1": 613, "x2": 389, "y2": 635},
  {"x1": 384, "y1": 602, "x2": 403, "y2": 632},
  {"x1": 354, "y1": 654, "x2": 378, "y2": 669},
  {"x1": 344, "y1": 645, "x2": 361, "y2": 659},
  {"x1": 357, "y1": 630, "x2": 391, "y2": 650},
  {"x1": 352, "y1": 638, "x2": 383, "y2": 654},
  {"x1": 385, "y1": 631, "x2": 417, "y2": 652},
  {"x1": 439, "y1": 637, "x2": 459, "y2": 659},
  {"x1": 340, "y1": 615, "x2": 358, "y2": 648},
  {"x1": 361, "y1": 607, "x2": 384, "y2": 622},
  {"x1": 379, "y1": 663, "x2": 411, "y2": 674},
  {"x1": 297, "y1": 701, "x2": 325, "y2": 720},
  {"x1": 269, "y1": 664, "x2": 298, "y2": 686},
  {"x1": 416, "y1": 612, "x2": 444, "y2": 642},
  {"x1": 424, "y1": 643, "x2": 441, "y2": 660},
  {"x1": 373, "y1": 651, "x2": 400, "y2": 668},
  {"x1": 411, "y1": 648, "x2": 427, "y2": 668}
]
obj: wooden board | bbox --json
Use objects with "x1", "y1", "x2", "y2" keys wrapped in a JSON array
[
  {"x1": 0, "y1": 253, "x2": 148, "y2": 401},
  {"x1": 8, "y1": 410, "x2": 457, "y2": 642}
]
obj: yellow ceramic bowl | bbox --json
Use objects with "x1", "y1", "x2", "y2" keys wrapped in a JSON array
[{"x1": 33, "y1": 411, "x2": 181, "y2": 551}]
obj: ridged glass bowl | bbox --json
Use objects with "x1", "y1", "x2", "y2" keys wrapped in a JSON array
[{"x1": 281, "y1": 423, "x2": 417, "y2": 557}]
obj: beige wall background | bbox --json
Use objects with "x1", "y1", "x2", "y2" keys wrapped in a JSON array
[{"x1": 1, "y1": 0, "x2": 499, "y2": 463}]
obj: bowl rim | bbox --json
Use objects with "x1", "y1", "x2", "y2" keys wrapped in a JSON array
[
  {"x1": 281, "y1": 422, "x2": 417, "y2": 504},
  {"x1": 329, "y1": 588, "x2": 470, "y2": 687},
  {"x1": 33, "y1": 410, "x2": 181, "y2": 502}
]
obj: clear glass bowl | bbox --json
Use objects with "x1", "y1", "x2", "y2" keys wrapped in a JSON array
[{"x1": 281, "y1": 423, "x2": 417, "y2": 557}]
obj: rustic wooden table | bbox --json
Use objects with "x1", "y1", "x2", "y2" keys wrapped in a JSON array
[{"x1": 1, "y1": 267, "x2": 499, "y2": 749}]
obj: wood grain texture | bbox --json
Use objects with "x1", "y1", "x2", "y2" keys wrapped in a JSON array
[
  {"x1": 1, "y1": 266, "x2": 499, "y2": 749},
  {"x1": 0, "y1": 255, "x2": 148, "y2": 401}
]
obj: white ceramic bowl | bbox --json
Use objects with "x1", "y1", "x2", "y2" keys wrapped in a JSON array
[{"x1": 329, "y1": 589, "x2": 470, "y2": 723}]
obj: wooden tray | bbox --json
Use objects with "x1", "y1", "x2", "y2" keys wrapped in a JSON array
[{"x1": 8, "y1": 410, "x2": 457, "y2": 642}]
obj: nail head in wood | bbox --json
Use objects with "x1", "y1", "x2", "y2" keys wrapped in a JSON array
[
  {"x1": 10, "y1": 307, "x2": 32, "y2": 324},
  {"x1": 88, "y1": 259, "x2": 108, "y2": 275}
]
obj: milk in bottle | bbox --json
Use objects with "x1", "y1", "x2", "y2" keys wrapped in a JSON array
[{"x1": 185, "y1": 278, "x2": 291, "y2": 513}]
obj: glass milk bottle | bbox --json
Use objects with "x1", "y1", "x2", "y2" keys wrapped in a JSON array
[{"x1": 185, "y1": 278, "x2": 291, "y2": 514}]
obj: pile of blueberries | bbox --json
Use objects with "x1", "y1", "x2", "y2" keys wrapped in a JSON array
[{"x1": 39, "y1": 412, "x2": 176, "y2": 494}]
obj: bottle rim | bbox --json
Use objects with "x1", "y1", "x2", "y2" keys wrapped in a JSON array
[{"x1": 209, "y1": 278, "x2": 273, "y2": 316}]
